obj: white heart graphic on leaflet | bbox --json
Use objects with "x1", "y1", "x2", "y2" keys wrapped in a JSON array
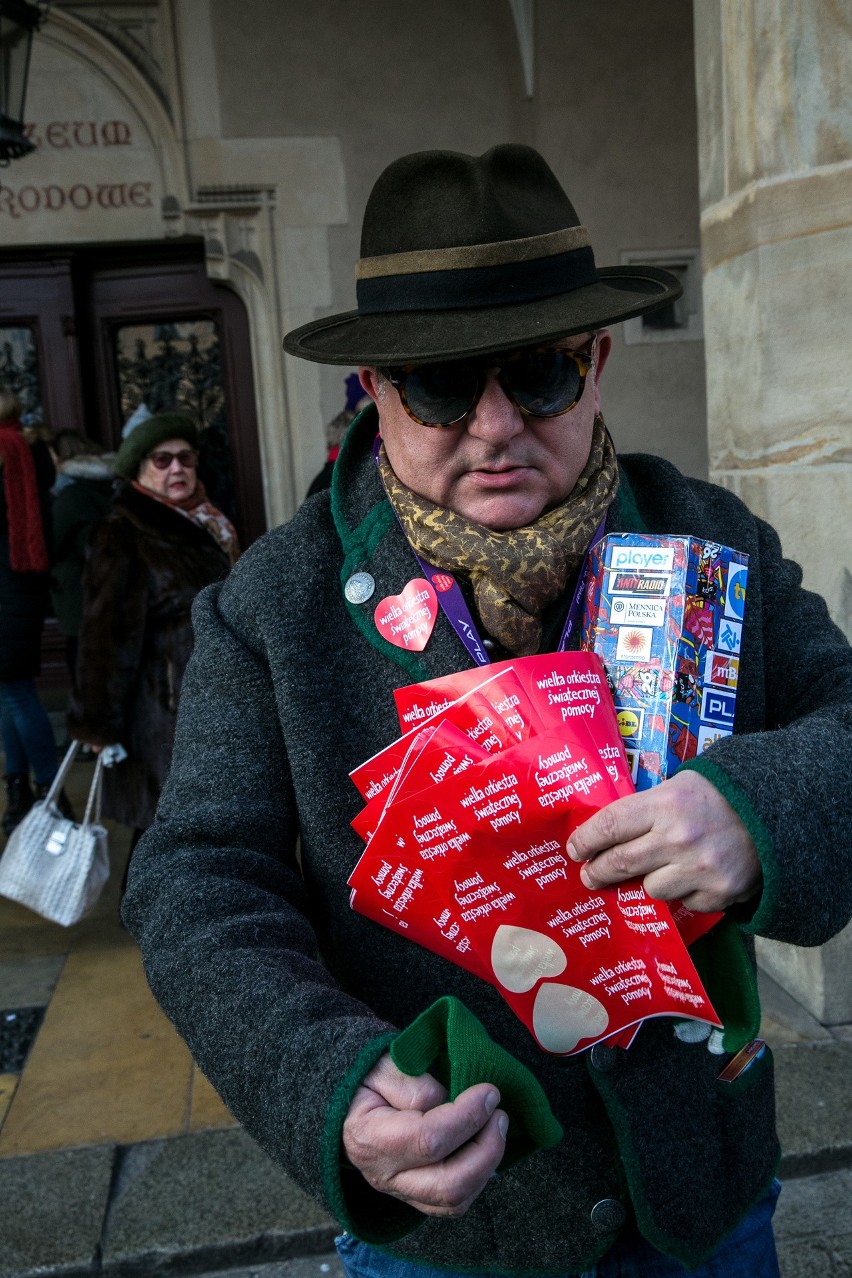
[
  {"x1": 490, "y1": 925, "x2": 567, "y2": 994},
  {"x1": 532, "y1": 982, "x2": 609, "y2": 1054}
]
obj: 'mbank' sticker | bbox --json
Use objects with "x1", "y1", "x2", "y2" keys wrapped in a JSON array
[
  {"x1": 700, "y1": 687, "x2": 737, "y2": 730},
  {"x1": 703, "y1": 651, "x2": 739, "y2": 689},
  {"x1": 716, "y1": 618, "x2": 742, "y2": 656},
  {"x1": 610, "y1": 598, "x2": 667, "y2": 628}
]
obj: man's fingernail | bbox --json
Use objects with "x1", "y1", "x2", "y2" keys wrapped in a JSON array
[
  {"x1": 484, "y1": 1089, "x2": 499, "y2": 1115},
  {"x1": 498, "y1": 1114, "x2": 509, "y2": 1139},
  {"x1": 566, "y1": 840, "x2": 579, "y2": 861},
  {"x1": 580, "y1": 865, "x2": 593, "y2": 888}
]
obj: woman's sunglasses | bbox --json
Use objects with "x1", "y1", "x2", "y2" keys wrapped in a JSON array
[
  {"x1": 146, "y1": 449, "x2": 198, "y2": 470},
  {"x1": 381, "y1": 337, "x2": 596, "y2": 428}
]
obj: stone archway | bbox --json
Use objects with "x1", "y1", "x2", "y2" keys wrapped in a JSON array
[{"x1": 1, "y1": 6, "x2": 347, "y2": 525}]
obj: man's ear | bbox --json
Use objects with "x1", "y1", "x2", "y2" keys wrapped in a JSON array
[
  {"x1": 593, "y1": 329, "x2": 612, "y2": 415},
  {"x1": 358, "y1": 367, "x2": 381, "y2": 403}
]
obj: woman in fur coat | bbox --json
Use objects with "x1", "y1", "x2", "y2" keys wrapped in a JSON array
[{"x1": 68, "y1": 413, "x2": 238, "y2": 841}]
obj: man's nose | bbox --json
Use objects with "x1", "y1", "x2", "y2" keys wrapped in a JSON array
[{"x1": 466, "y1": 371, "x2": 524, "y2": 441}]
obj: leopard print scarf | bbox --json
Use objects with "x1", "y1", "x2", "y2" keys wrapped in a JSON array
[{"x1": 378, "y1": 414, "x2": 619, "y2": 656}]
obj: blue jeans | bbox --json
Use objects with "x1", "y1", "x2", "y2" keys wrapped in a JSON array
[
  {"x1": 334, "y1": 1181, "x2": 781, "y2": 1278},
  {"x1": 0, "y1": 678, "x2": 59, "y2": 786}
]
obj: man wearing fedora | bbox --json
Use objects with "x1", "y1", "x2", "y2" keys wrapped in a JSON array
[{"x1": 124, "y1": 146, "x2": 852, "y2": 1276}]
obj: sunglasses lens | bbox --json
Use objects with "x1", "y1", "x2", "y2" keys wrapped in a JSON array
[
  {"x1": 401, "y1": 362, "x2": 479, "y2": 425},
  {"x1": 150, "y1": 450, "x2": 197, "y2": 469},
  {"x1": 508, "y1": 349, "x2": 585, "y2": 417}
]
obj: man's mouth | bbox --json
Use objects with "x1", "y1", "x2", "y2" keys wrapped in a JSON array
[{"x1": 466, "y1": 464, "x2": 532, "y2": 486}]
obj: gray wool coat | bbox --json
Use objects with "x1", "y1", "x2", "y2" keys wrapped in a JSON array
[{"x1": 123, "y1": 410, "x2": 852, "y2": 1276}]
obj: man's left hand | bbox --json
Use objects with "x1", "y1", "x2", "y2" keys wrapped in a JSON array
[{"x1": 566, "y1": 770, "x2": 761, "y2": 913}]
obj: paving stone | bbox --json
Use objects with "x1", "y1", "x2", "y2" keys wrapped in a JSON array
[
  {"x1": 0, "y1": 1143, "x2": 114, "y2": 1278},
  {"x1": 0, "y1": 953, "x2": 66, "y2": 1009},
  {"x1": 758, "y1": 969, "x2": 832, "y2": 1046},
  {"x1": 775, "y1": 1042, "x2": 852, "y2": 1175},
  {"x1": 100, "y1": 1128, "x2": 337, "y2": 1275},
  {"x1": 774, "y1": 1170, "x2": 852, "y2": 1277}
]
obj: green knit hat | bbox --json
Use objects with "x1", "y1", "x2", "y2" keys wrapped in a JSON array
[{"x1": 114, "y1": 413, "x2": 200, "y2": 481}]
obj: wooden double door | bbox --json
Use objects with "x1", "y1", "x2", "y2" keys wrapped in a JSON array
[
  {"x1": 0, "y1": 240, "x2": 266, "y2": 688},
  {"x1": 0, "y1": 241, "x2": 265, "y2": 548}
]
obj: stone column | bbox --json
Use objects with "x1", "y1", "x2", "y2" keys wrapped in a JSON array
[{"x1": 692, "y1": 0, "x2": 852, "y2": 1022}]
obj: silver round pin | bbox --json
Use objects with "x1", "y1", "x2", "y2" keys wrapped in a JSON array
[{"x1": 344, "y1": 572, "x2": 376, "y2": 605}]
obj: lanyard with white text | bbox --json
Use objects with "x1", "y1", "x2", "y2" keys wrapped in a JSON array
[{"x1": 374, "y1": 436, "x2": 607, "y2": 665}]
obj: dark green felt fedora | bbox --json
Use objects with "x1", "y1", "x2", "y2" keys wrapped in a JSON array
[{"x1": 283, "y1": 144, "x2": 683, "y2": 366}]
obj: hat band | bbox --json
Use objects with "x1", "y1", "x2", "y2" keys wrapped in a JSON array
[{"x1": 356, "y1": 246, "x2": 597, "y2": 315}]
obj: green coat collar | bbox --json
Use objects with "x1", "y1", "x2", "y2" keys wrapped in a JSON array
[{"x1": 330, "y1": 407, "x2": 648, "y2": 679}]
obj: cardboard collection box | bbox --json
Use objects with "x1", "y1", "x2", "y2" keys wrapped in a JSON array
[{"x1": 582, "y1": 534, "x2": 748, "y2": 791}]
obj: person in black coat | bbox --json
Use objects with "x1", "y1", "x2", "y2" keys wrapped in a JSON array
[
  {"x1": 0, "y1": 387, "x2": 64, "y2": 835},
  {"x1": 49, "y1": 430, "x2": 115, "y2": 687},
  {"x1": 68, "y1": 413, "x2": 238, "y2": 845}
]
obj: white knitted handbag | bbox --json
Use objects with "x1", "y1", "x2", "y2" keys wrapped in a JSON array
[{"x1": 0, "y1": 742, "x2": 110, "y2": 926}]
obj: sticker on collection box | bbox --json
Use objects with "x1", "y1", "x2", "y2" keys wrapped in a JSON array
[{"x1": 582, "y1": 534, "x2": 748, "y2": 793}]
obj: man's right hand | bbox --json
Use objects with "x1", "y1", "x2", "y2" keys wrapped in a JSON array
[{"x1": 342, "y1": 1052, "x2": 508, "y2": 1217}]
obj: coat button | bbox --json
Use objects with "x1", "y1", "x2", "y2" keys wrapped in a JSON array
[
  {"x1": 590, "y1": 1198, "x2": 627, "y2": 1233},
  {"x1": 344, "y1": 572, "x2": 375, "y2": 604},
  {"x1": 589, "y1": 1044, "x2": 619, "y2": 1072}
]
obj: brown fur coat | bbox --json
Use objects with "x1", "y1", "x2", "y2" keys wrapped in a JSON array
[{"x1": 68, "y1": 481, "x2": 231, "y2": 827}]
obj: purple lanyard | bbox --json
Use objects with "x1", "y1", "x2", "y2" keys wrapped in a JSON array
[{"x1": 374, "y1": 437, "x2": 607, "y2": 666}]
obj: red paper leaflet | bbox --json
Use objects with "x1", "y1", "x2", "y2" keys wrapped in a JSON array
[
  {"x1": 349, "y1": 723, "x2": 491, "y2": 980},
  {"x1": 349, "y1": 714, "x2": 720, "y2": 1056},
  {"x1": 350, "y1": 667, "x2": 546, "y2": 803},
  {"x1": 394, "y1": 652, "x2": 717, "y2": 951}
]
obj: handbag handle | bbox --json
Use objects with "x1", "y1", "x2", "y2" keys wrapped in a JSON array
[
  {"x1": 40, "y1": 740, "x2": 81, "y2": 807},
  {"x1": 81, "y1": 754, "x2": 107, "y2": 830}
]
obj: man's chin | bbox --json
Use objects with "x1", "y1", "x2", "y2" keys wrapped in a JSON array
[{"x1": 452, "y1": 492, "x2": 550, "y2": 530}]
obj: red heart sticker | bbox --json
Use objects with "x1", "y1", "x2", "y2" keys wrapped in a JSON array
[
  {"x1": 431, "y1": 573, "x2": 455, "y2": 593},
  {"x1": 375, "y1": 578, "x2": 438, "y2": 651}
]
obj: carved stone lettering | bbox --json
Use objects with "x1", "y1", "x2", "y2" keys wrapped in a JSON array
[
  {"x1": 45, "y1": 121, "x2": 69, "y2": 148},
  {"x1": 0, "y1": 181, "x2": 156, "y2": 217},
  {"x1": 129, "y1": 181, "x2": 153, "y2": 208},
  {"x1": 102, "y1": 120, "x2": 132, "y2": 146},
  {"x1": 22, "y1": 119, "x2": 135, "y2": 149},
  {"x1": 18, "y1": 186, "x2": 40, "y2": 213},
  {"x1": 72, "y1": 121, "x2": 98, "y2": 147},
  {"x1": 97, "y1": 184, "x2": 125, "y2": 209},
  {"x1": 69, "y1": 185, "x2": 93, "y2": 210}
]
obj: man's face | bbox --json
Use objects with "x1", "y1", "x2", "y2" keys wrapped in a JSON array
[{"x1": 359, "y1": 331, "x2": 611, "y2": 531}]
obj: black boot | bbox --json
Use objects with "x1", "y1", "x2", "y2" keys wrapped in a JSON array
[
  {"x1": 3, "y1": 773, "x2": 34, "y2": 835},
  {"x1": 34, "y1": 783, "x2": 76, "y2": 823}
]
